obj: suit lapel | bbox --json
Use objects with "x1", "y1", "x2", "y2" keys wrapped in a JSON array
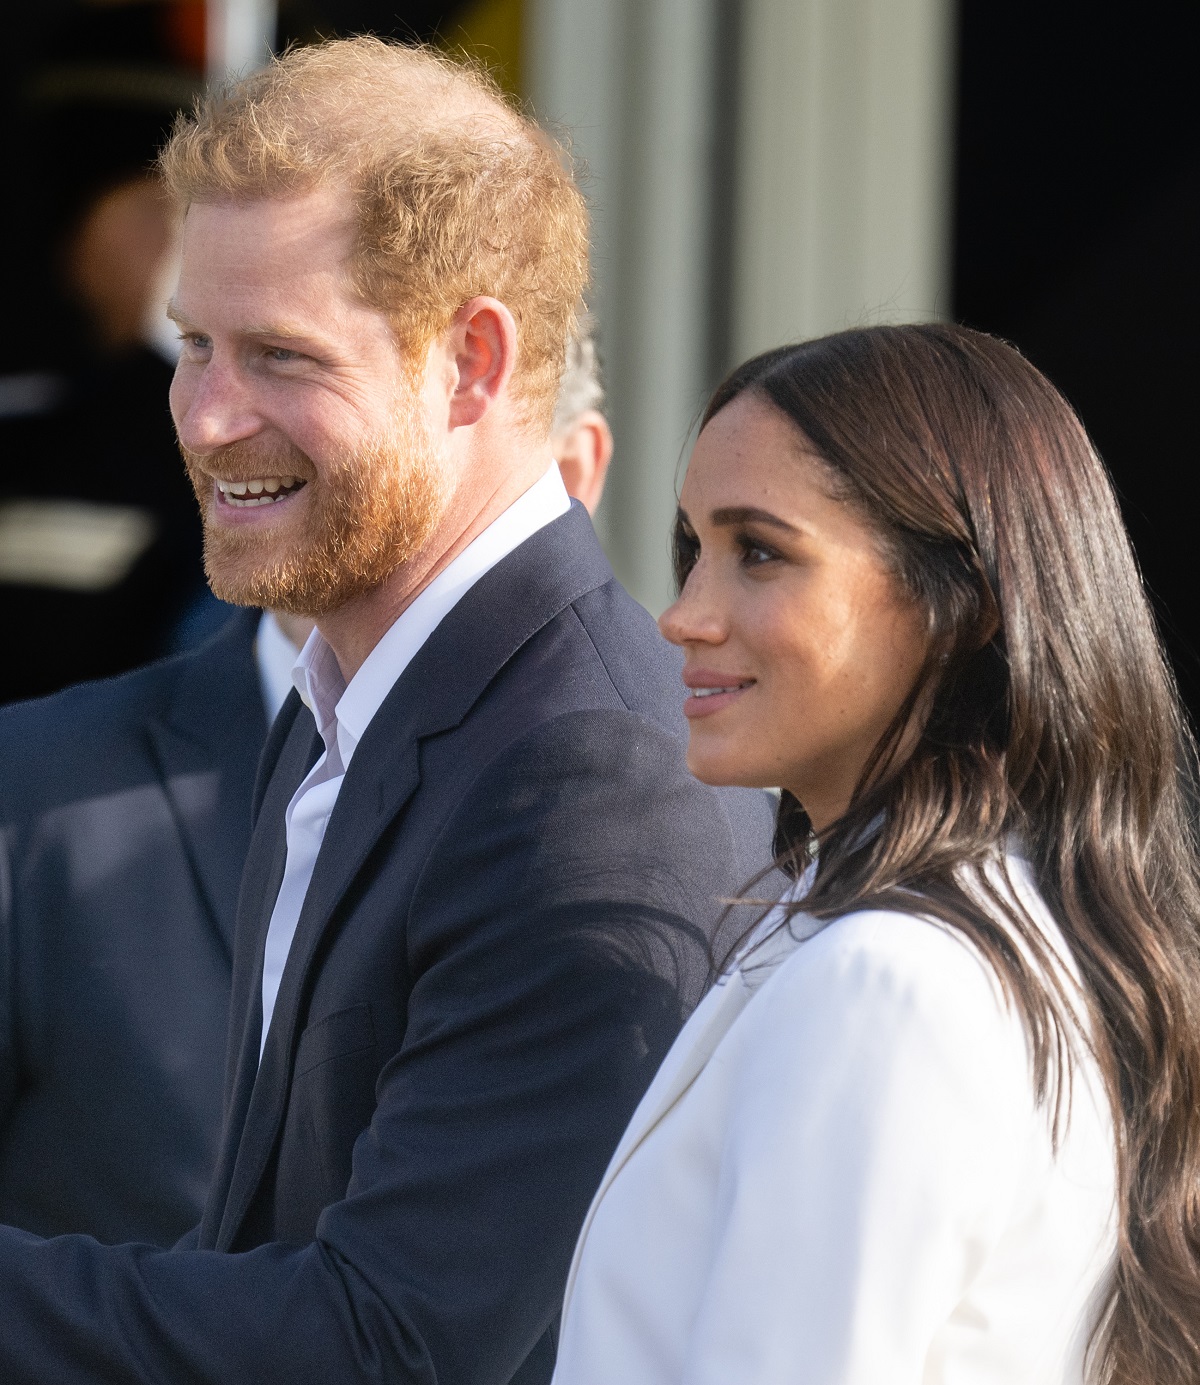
[
  {"x1": 145, "y1": 609, "x2": 266, "y2": 956},
  {"x1": 559, "y1": 920, "x2": 809, "y2": 1316},
  {"x1": 215, "y1": 726, "x2": 421, "y2": 1249},
  {"x1": 207, "y1": 706, "x2": 319, "y2": 1249},
  {"x1": 216, "y1": 504, "x2": 616, "y2": 1249}
]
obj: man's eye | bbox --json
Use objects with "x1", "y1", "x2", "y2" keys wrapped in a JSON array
[
  {"x1": 179, "y1": 333, "x2": 211, "y2": 352},
  {"x1": 267, "y1": 347, "x2": 300, "y2": 362}
]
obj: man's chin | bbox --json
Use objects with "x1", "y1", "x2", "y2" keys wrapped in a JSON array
[
  {"x1": 202, "y1": 532, "x2": 319, "y2": 615},
  {"x1": 204, "y1": 539, "x2": 392, "y2": 618}
]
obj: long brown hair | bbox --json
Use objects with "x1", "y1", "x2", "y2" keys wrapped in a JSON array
[{"x1": 679, "y1": 324, "x2": 1200, "y2": 1382}]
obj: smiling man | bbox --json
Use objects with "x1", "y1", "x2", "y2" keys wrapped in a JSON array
[{"x1": 0, "y1": 37, "x2": 774, "y2": 1385}]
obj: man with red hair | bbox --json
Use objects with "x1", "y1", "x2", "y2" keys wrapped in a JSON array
[{"x1": 0, "y1": 37, "x2": 772, "y2": 1385}]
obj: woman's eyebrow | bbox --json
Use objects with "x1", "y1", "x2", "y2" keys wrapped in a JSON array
[{"x1": 710, "y1": 505, "x2": 802, "y2": 536}]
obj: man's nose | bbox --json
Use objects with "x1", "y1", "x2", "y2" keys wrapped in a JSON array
[{"x1": 170, "y1": 360, "x2": 263, "y2": 454}]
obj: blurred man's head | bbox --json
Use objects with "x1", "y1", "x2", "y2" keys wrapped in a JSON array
[
  {"x1": 551, "y1": 324, "x2": 613, "y2": 516},
  {"x1": 161, "y1": 38, "x2": 588, "y2": 618},
  {"x1": 62, "y1": 175, "x2": 179, "y2": 354}
]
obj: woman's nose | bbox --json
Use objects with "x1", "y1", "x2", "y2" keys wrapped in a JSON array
[{"x1": 658, "y1": 566, "x2": 727, "y2": 647}]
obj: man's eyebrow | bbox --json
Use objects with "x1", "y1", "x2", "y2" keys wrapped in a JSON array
[
  {"x1": 163, "y1": 304, "x2": 317, "y2": 342},
  {"x1": 240, "y1": 323, "x2": 319, "y2": 341},
  {"x1": 710, "y1": 505, "x2": 803, "y2": 536}
]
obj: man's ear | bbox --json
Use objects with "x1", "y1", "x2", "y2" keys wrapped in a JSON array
[
  {"x1": 445, "y1": 296, "x2": 519, "y2": 429},
  {"x1": 552, "y1": 409, "x2": 614, "y2": 516}
]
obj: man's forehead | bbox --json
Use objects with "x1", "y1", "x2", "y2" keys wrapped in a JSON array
[
  {"x1": 175, "y1": 191, "x2": 359, "y2": 314},
  {"x1": 182, "y1": 187, "x2": 355, "y2": 253},
  {"x1": 170, "y1": 191, "x2": 382, "y2": 342}
]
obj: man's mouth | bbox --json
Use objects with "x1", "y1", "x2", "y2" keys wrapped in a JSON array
[{"x1": 215, "y1": 476, "x2": 307, "y2": 508}]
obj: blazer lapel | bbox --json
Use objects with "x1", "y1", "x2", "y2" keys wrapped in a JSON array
[
  {"x1": 207, "y1": 708, "x2": 320, "y2": 1250},
  {"x1": 145, "y1": 610, "x2": 266, "y2": 956},
  {"x1": 559, "y1": 919, "x2": 810, "y2": 1316},
  {"x1": 216, "y1": 504, "x2": 617, "y2": 1249},
  {"x1": 215, "y1": 730, "x2": 422, "y2": 1250}
]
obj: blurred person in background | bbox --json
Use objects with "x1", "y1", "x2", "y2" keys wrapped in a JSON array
[
  {"x1": 549, "y1": 321, "x2": 613, "y2": 517},
  {"x1": 0, "y1": 164, "x2": 209, "y2": 703},
  {"x1": 0, "y1": 316, "x2": 607, "y2": 1248},
  {"x1": 0, "y1": 608, "x2": 297, "y2": 1245},
  {"x1": 0, "y1": 1, "x2": 210, "y2": 705}
]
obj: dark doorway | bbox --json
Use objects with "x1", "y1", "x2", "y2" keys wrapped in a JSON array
[
  {"x1": 0, "y1": 1, "x2": 473, "y2": 702},
  {"x1": 953, "y1": 1, "x2": 1200, "y2": 720}
]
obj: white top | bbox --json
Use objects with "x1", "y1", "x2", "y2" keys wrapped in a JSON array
[
  {"x1": 551, "y1": 854, "x2": 1118, "y2": 1385},
  {"x1": 255, "y1": 611, "x2": 303, "y2": 724},
  {"x1": 257, "y1": 465, "x2": 570, "y2": 1058}
]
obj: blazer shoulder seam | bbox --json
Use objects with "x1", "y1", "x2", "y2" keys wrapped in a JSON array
[{"x1": 564, "y1": 599, "x2": 632, "y2": 712}]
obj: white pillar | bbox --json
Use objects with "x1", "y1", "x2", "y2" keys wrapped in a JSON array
[
  {"x1": 526, "y1": 0, "x2": 718, "y2": 616},
  {"x1": 206, "y1": 0, "x2": 277, "y2": 81},
  {"x1": 732, "y1": 0, "x2": 955, "y2": 358},
  {"x1": 527, "y1": 0, "x2": 955, "y2": 614}
]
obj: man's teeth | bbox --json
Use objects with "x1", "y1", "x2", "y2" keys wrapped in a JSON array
[{"x1": 216, "y1": 476, "x2": 303, "y2": 507}]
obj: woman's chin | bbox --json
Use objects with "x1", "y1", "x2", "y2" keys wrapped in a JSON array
[{"x1": 685, "y1": 747, "x2": 776, "y2": 792}]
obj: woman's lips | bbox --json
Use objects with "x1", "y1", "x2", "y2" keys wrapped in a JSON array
[{"x1": 682, "y1": 679, "x2": 754, "y2": 719}]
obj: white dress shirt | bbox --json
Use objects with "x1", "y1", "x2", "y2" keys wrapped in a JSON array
[
  {"x1": 257, "y1": 465, "x2": 570, "y2": 1057},
  {"x1": 255, "y1": 611, "x2": 303, "y2": 723},
  {"x1": 551, "y1": 852, "x2": 1118, "y2": 1384}
]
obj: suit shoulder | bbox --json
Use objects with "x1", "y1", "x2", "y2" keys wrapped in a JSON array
[
  {"x1": 447, "y1": 707, "x2": 767, "y2": 886},
  {"x1": 0, "y1": 626, "x2": 246, "y2": 813},
  {"x1": 564, "y1": 581, "x2": 685, "y2": 722},
  {"x1": 0, "y1": 611, "x2": 258, "y2": 761},
  {"x1": 0, "y1": 656, "x2": 179, "y2": 750},
  {"x1": 468, "y1": 705, "x2": 689, "y2": 795},
  {"x1": 447, "y1": 696, "x2": 775, "y2": 891}
]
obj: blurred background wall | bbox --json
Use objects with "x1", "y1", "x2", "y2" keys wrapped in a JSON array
[{"x1": 1, "y1": 0, "x2": 1197, "y2": 713}]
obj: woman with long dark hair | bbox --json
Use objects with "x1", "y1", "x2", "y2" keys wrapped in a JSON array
[{"x1": 550, "y1": 324, "x2": 1200, "y2": 1383}]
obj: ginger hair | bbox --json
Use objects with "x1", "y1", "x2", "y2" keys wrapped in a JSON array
[{"x1": 158, "y1": 37, "x2": 589, "y2": 430}]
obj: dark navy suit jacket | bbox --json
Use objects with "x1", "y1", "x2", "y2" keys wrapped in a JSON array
[
  {"x1": 0, "y1": 609, "x2": 265, "y2": 1244},
  {"x1": 0, "y1": 506, "x2": 775, "y2": 1384}
]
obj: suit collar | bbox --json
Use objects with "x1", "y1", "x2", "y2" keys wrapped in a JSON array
[
  {"x1": 145, "y1": 609, "x2": 266, "y2": 955},
  {"x1": 295, "y1": 462, "x2": 572, "y2": 758},
  {"x1": 295, "y1": 501, "x2": 613, "y2": 944},
  {"x1": 215, "y1": 504, "x2": 614, "y2": 1248}
]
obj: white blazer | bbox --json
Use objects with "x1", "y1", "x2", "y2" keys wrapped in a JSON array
[{"x1": 551, "y1": 855, "x2": 1117, "y2": 1385}]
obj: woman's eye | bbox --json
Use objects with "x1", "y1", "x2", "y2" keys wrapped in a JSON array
[
  {"x1": 738, "y1": 536, "x2": 780, "y2": 567},
  {"x1": 672, "y1": 523, "x2": 700, "y2": 591}
]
